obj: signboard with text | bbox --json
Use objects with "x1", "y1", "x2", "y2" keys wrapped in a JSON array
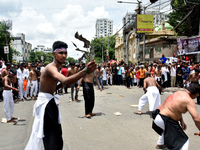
[{"x1": 137, "y1": 14, "x2": 154, "y2": 33}]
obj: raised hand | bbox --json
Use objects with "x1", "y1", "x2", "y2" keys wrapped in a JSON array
[{"x1": 86, "y1": 60, "x2": 97, "y2": 74}]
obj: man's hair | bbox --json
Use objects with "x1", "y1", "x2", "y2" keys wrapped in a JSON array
[
  {"x1": 70, "y1": 62, "x2": 75, "y2": 66},
  {"x1": 52, "y1": 41, "x2": 68, "y2": 51},
  {"x1": 145, "y1": 71, "x2": 151, "y2": 77},
  {"x1": 187, "y1": 83, "x2": 200, "y2": 95},
  {"x1": 9, "y1": 68, "x2": 16, "y2": 75},
  {"x1": 6, "y1": 63, "x2": 11, "y2": 66}
]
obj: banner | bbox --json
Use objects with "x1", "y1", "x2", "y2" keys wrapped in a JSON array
[
  {"x1": 137, "y1": 14, "x2": 154, "y2": 33},
  {"x1": 177, "y1": 37, "x2": 200, "y2": 55}
]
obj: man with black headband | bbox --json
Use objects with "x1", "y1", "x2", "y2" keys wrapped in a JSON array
[
  {"x1": 3, "y1": 68, "x2": 19, "y2": 124},
  {"x1": 25, "y1": 41, "x2": 97, "y2": 150}
]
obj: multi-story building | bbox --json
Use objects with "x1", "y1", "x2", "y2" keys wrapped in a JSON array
[
  {"x1": 95, "y1": 18, "x2": 113, "y2": 38},
  {"x1": 32, "y1": 45, "x2": 52, "y2": 53},
  {"x1": 10, "y1": 33, "x2": 32, "y2": 63}
]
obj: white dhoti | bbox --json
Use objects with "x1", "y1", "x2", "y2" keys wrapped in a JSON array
[
  {"x1": 30, "y1": 80, "x2": 38, "y2": 97},
  {"x1": 3, "y1": 90, "x2": 14, "y2": 121},
  {"x1": 138, "y1": 86, "x2": 161, "y2": 111},
  {"x1": 25, "y1": 92, "x2": 60, "y2": 150},
  {"x1": 18, "y1": 80, "x2": 27, "y2": 99}
]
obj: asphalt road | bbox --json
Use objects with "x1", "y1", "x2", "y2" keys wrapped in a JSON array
[{"x1": 0, "y1": 85, "x2": 200, "y2": 150}]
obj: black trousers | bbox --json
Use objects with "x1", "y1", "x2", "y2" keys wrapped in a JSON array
[
  {"x1": 83, "y1": 82, "x2": 95, "y2": 115},
  {"x1": 139, "y1": 78, "x2": 144, "y2": 87},
  {"x1": 43, "y1": 98, "x2": 63, "y2": 150},
  {"x1": 126, "y1": 76, "x2": 131, "y2": 88}
]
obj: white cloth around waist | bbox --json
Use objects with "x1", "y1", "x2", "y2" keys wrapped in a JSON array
[{"x1": 24, "y1": 92, "x2": 60, "y2": 150}]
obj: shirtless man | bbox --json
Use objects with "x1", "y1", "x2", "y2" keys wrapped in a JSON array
[
  {"x1": 183, "y1": 68, "x2": 200, "y2": 104},
  {"x1": 3, "y1": 68, "x2": 19, "y2": 124},
  {"x1": 134, "y1": 72, "x2": 162, "y2": 115},
  {"x1": 29, "y1": 65, "x2": 38, "y2": 100},
  {"x1": 67, "y1": 62, "x2": 80, "y2": 102},
  {"x1": 25, "y1": 41, "x2": 97, "y2": 150},
  {"x1": 1, "y1": 63, "x2": 11, "y2": 78},
  {"x1": 77, "y1": 69, "x2": 102, "y2": 118},
  {"x1": 96, "y1": 66, "x2": 103, "y2": 90},
  {"x1": 106, "y1": 63, "x2": 112, "y2": 85},
  {"x1": 152, "y1": 83, "x2": 200, "y2": 149}
]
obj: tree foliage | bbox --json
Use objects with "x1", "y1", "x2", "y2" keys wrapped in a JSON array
[
  {"x1": 0, "y1": 21, "x2": 14, "y2": 63},
  {"x1": 65, "y1": 57, "x2": 78, "y2": 64},
  {"x1": 90, "y1": 36, "x2": 116, "y2": 62},
  {"x1": 168, "y1": 0, "x2": 200, "y2": 36}
]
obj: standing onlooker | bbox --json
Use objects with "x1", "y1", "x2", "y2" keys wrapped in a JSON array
[
  {"x1": 60, "y1": 64, "x2": 68, "y2": 94},
  {"x1": 106, "y1": 64, "x2": 112, "y2": 85},
  {"x1": 136, "y1": 67, "x2": 140, "y2": 86},
  {"x1": 125, "y1": 66, "x2": 131, "y2": 90},
  {"x1": 176, "y1": 65, "x2": 183, "y2": 87},
  {"x1": 96, "y1": 66, "x2": 103, "y2": 90},
  {"x1": 117, "y1": 64, "x2": 122, "y2": 85},
  {"x1": 160, "y1": 54, "x2": 167, "y2": 64},
  {"x1": 137, "y1": 65, "x2": 146, "y2": 88},
  {"x1": 170, "y1": 63, "x2": 176, "y2": 87},
  {"x1": 102, "y1": 65, "x2": 107, "y2": 86},
  {"x1": 161, "y1": 64, "x2": 169, "y2": 88},
  {"x1": 121, "y1": 64, "x2": 126, "y2": 85},
  {"x1": 182, "y1": 63, "x2": 190, "y2": 88},
  {"x1": 112, "y1": 65, "x2": 118, "y2": 85},
  {"x1": 17, "y1": 63, "x2": 29, "y2": 101},
  {"x1": 29, "y1": 65, "x2": 38, "y2": 100}
]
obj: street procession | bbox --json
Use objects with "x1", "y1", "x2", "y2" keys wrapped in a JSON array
[{"x1": 1, "y1": 0, "x2": 200, "y2": 150}]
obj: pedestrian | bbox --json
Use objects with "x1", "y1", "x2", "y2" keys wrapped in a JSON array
[
  {"x1": 25, "y1": 41, "x2": 97, "y2": 150},
  {"x1": 152, "y1": 83, "x2": 200, "y2": 149},
  {"x1": 170, "y1": 63, "x2": 176, "y2": 87},
  {"x1": 125, "y1": 66, "x2": 131, "y2": 90},
  {"x1": 137, "y1": 65, "x2": 146, "y2": 88},
  {"x1": 134, "y1": 72, "x2": 162, "y2": 115},
  {"x1": 3, "y1": 68, "x2": 19, "y2": 124},
  {"x1": 106, "y1": 63, "x2": 112, "y2": 85}
]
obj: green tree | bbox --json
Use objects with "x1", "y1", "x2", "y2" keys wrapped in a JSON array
[
  {"x1": 90, "y1": 36, "x2": 116, "y2": 62},
  {"x1": 168, "y1": 0, "x2": 200, "y2": 36},
  {"x1": 45, "y1": 52, "x2": 54, "y2": 64},
  {"x1": 65, "y1": 57, "x2": 78, "y2": 64},
  {"x1": 0, "y1": 21, "x2": 14, "y2": 62}
]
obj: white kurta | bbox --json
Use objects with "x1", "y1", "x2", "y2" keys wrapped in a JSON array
[
  {"x1": 102, "y1": 68, "x2": 107, "y2": 81},
  {"x1": 24, "y1": 93, "x2": 60, "y2": 150},
  {"x1": 17, "y1": 69, "x2": 29, "y2": 99},
  {"x1": 138, "y1": 86, "x2": 161, "y2": 111}
]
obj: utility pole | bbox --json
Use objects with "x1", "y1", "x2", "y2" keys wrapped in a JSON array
[
  {"x1": 101, "y1": 36, "x2": 104, "y2": 63},
  {"x1": 5, "y1": 24, "x2": 9, "y2": 63}
]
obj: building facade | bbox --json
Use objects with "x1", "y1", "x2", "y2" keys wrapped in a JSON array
[
  {"x1": 10, "y1": 33, "x2": 32, "y2": 63},
  {"x1": 95, "y1": 18, "x2": 113, "y2": 38}
]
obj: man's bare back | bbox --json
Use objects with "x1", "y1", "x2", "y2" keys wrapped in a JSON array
[
  {"x1": 158, "y1": 91, "x2": 195, "y2": 121},
  {"x1": 144, "y1": 77, "x2": 158, "y2": 87}
]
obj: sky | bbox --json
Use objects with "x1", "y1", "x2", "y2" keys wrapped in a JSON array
[{"x1": 0, "y1": 0, "x2": 171, "y2": 59}]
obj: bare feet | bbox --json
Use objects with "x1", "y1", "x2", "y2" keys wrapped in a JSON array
[
  {"x1": 72, "y1": 100, "x2": 76, "y2": 102},
  {"x1": 34, "y1": 96, "x2": 37, "y2": 100},
  {"x1": 156, "y1": 144, "x2": 166, "y2": 149},
  {"x1": 89, "y1": 113, "x2": 96, "y2": 116},
  {"x1": 85, "y1": 114, "x2": 91, "y2": 118},
  {"x1": 134, "y1": 111, "x2": 142, "y2": 115},
  {"x1": 31, "y1": 97, "x2": 33, "y2": 100}
]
